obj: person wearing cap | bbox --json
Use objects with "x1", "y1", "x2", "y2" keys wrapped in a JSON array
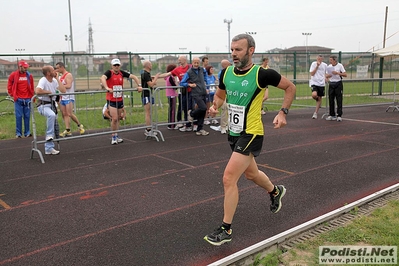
[
  {"x1": 100, "y1": 58, "x2": 142, "y2": 145},
  {"x1": 55, "y1": 62, "x2": 85, "y2": 137},
  {"x1": 309, "y1": 54, "x2": 328, "y2": 119},
  {"x1": 7, "y1": 60, "x2": 35, "y2": 138}
]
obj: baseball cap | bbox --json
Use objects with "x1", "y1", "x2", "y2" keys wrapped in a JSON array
[
  {"x1": 111, "y1": 58, "x2": 121, "y2": 66},
  {"x1": 18, "y1": 61, "x2": 29, "y2": 68}
]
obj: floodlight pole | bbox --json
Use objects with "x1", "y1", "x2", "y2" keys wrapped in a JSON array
[
  {"x1": 224, "y1": 19, "x2": 233, "y2": 58},
  {"x1": 15, "y1": 49, "x2": 25, "y2": 64},
  {"x1": 67, "y1": 0, "x2": 76, "y2": 78},
  {"x1": 302, "y1": 32, "x2": 312, "y2": 76},
  {"x1": 68, "y1": 0, "x2": 74, "y2": 53}
]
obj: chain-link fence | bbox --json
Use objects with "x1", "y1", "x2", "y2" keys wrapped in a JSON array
[{"x1": 1, "y1": 51, "x2": 398, "y2": 94}]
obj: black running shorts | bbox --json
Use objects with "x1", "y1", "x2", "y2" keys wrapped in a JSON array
[{"x1": 228, "y1": 133, "x2": 263, "y2": 157}]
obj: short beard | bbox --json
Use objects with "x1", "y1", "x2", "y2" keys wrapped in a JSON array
[{"x1": 234, "y1": 50, "x2": 251, "y2": 70}]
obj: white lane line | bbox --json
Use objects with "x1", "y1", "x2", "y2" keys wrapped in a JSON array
[{"x1": 344, "y1": 118, "x2": 399, "y2": 126}]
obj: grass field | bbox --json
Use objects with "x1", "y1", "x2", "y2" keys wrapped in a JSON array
[
  {"x1": 254, "y1": 199, "x2": 399, "y2": 266},
  {"x1": 0, "y1": 79, "x2": 396, "y2": 140}
]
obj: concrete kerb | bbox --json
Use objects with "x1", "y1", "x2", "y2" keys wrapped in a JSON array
[{"x1": 208, "y1": 183, "x2": 399, "y2": 266}]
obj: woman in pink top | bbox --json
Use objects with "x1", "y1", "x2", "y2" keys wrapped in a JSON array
[{"x1": 165, "y1": 64, "x2": 178, "y2": 129}]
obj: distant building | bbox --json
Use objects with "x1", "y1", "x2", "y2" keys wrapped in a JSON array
[
  {"x1": 281, "y1": 46, "x2": 333, "y2": 68},
  {"x1": 0, "y1": 58, "x2": 46, "y2": 77},
  {"x1": 156, "y1": 55, "x2": 179, "y2": 71},
  {"x1": 53, "y1": 51, "x2": 94, "y2": 72}
]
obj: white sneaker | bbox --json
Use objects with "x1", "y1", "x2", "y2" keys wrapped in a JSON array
[
  {"x1": 221, "y1": 127, "x2": 227, "y2": 134},
  {"x1": 312, "y1": 112, "x2": 317, "y2": 119},
  {"x1": 196, "y1": 129, "x2": 209, "y2": 136},
  {"x1": 179, "y1": 126, "x2": 192, "y2": 132},
  {"x1": 117, "y1": 136, "x2": 123, "y2": 143},
  {"x1": 204, "y1": 120, "x2": 211, "y2": 125},
  {"x1": 45, "y1": 135, "x2": 53, "y2": 141},
  {"x1": 45, "y1": 148, "x2": 60, "y2": 155},
  {"x1": 188, "y1": 110, "x2": 194, "y2": 123},
  {"x1": 111, "y1": 136, "x2": 118, "y2": 145},
  {"x1": 193, "y1": 125, "x2": 198, "y2": 132},
  {"x1": 144, "y1": 130, "x2": 158, "y2": 136},
  {"x1": 337, "y1": 117, "x2": 342, "y2": 122},
  {"x1": 211, "y1": 119, "x2": 219, "y2": 125},
  {"x1": 326, "y1": 116, "x2": 337, "y2": 121},
  {"x1": 210, "y1": 125, "x2": 221, "y2": 131},
  {"x1": 176, "y1": 123, "x2": 184, "y2": 128}
]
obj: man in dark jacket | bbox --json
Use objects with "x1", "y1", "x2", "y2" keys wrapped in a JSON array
[{"x1": 180, "y1": 57, "x2": 209, "y2": 136}]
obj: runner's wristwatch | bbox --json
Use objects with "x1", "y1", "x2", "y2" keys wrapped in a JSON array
[{"x1": 280, "y1": 108, "x2": 289, "y2": 115}]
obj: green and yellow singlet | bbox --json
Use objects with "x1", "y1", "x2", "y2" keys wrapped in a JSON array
[{"x1": 223, "y1": 65, "x2": 266, "y2": 136}]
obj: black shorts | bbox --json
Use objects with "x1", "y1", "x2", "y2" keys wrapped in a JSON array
[
  {"x1": 228, "y1": 133, "x2": 263, "y2": 157},
  {"x1": 108, "y1": 100, "x2": 124, "y2": 109},
  {"x1": 311, "y1": 85, "x2": 325, "y2": 97}
]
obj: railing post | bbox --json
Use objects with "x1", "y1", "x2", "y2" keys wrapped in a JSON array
[
  {"x1": 379, "y1": 57, "x2": 384, "y2": 95},
  {"x1": 293, "y1": 52, "x2": 297, "y2": 85}
]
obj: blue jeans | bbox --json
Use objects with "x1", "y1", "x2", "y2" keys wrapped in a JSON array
[
  {"x1": 37, "y1": 104, "x2": 56, "y2": 152},
  {"x1": 14, "y1": 98, "x2": 31, "y2": 137}
]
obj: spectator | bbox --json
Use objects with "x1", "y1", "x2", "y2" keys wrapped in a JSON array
[
  {"x1": 180, "y1": 57, "x2": 209, "y2": 136},
  {"x1": 260, "y1": 57, "x2": 270, "y2": 115},
  {"x1": 7, "y1": 60, "x2": 34, "y2": 138},
  {"x1": 206, "y1": 65, "x2": 218, "y2": 125},
  {"x1": 102, "y1": 102, "x2": 125, "y2": 121},
  {"x1": 55, "y1": 62, "x2": 85, "y2": 137},
  {"x1": 164, "y1": 64, "x2": 178, "y2": 129},
  {"x1": 100, "y1": 58, "x2": 142, "y2": 144},
  {"x1": 201, "y1": 56, "x2": 209, "y2": 69},
  {"x1": 218, "y1": 59, "x2": 231, "y2": 134},
  {"x1": 141, "y1": 60, "x2": 160, "y2": 136},
  {"x1": 309, "y1": 55, "x2": 327, "y2": 119},
  {"x1": 326, "y1": 55, "x2": 347, "y2": 122},
  {"x1": 35, "y1": 66, "x2": 66, "y2": 155},
  {"x1": 159, "y1": 56, "x2": 192, "y2": 132}
]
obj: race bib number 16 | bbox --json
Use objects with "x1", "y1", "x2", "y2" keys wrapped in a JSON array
[{"x1": 228, "y1": 103, "x2": 245, "y2": 133}]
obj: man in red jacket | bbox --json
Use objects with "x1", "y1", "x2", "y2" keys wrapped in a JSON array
[{"x1": 7, "y1": 60, "x2": 35, "y2": 138}]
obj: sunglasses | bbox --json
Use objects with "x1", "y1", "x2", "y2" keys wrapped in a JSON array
[{"x1": 113, "y1": 64, "x2": 120, "y2": 67}]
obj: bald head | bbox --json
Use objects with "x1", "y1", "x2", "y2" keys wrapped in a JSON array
[
  {"x1": 143, "y1": 60, "x2": 152, "y2": 71},
  {"x1": 42, "y1": 65, "x2": 54, "y2": 76},
  {"x1": 221, "y1": 59, "x2": 231, "y2": 69},
  {"x1": 192, "y1": 57, "x2": 200, "y2": 68},
  {"x1": 178, "y1": 56, "x2": 187, "y2": 66}
]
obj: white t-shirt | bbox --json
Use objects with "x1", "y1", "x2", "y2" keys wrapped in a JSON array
[
  {"x1": 309, "y1": 62, "x2": 327, "y2": 86},
  {"x1": 37, "y1": 77, "x2": 58, "y2": 102},
  {"x1": 327, "y1": 63, "x2": 346, "y2": 82}
]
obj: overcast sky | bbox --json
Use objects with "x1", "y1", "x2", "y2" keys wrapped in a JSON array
[{"x1": 1, "y1": 0, "x2": 399, "y2": 56}]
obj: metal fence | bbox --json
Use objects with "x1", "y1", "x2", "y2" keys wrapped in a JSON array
[
  {"x1": 25, "y1": 77, "x2": 397, "y2": 163},
  {"x1": 1, "y1": 51, "x2": 398, "y2": 95}
]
